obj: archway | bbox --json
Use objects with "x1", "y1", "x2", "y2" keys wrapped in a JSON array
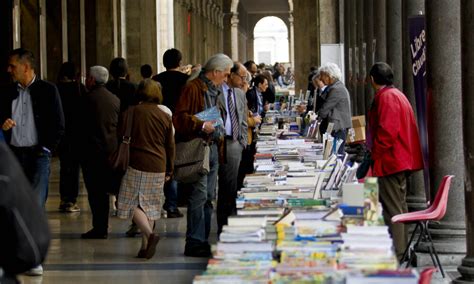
[
  {"x1": 230, "y1": 0, "x2": 294, "y2": 66},
  {"x1": 253, "y1": 16, "x2": 289, "y2": 66}
]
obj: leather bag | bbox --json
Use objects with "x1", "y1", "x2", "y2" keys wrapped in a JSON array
[
  {"x1": 109, "y1": 107, "x2": 134, "y2": 176},
  {"x1": 174, "y1": 138, "x2": 210, "y2": 183}
]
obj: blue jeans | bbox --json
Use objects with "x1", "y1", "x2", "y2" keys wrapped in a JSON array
[
  {"x1": 163, "y1": 179, "x2": 178, "y2": 211},
  {"x1": 186, "y1": 143, "x2": 219, "y2": 246},
  {"x1": 11, "y1": 146, "x2": 51, "y2": 207}
]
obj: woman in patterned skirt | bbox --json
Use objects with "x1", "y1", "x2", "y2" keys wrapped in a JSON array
[{"x1": 116, "y1": 79, "x2": 175, "y2": 259}]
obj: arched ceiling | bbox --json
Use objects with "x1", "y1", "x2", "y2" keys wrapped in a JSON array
[{"x1": 238, "y1": 0, "x2": 290, "y2": 14}]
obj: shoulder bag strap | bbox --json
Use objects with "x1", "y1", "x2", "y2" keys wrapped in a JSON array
[{"x1": 123, "y1": 107, "x2": 134, "y2": 144}]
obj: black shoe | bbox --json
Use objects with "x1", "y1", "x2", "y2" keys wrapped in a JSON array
[
  {"x1": 166, "y1": 209, "x2": 184, "y2": 218},
  {"x1": 81, "y1": 229, "x2": 108, "y2": 239},
  {"x1": 184, "y1": 243, "x2": 211, "y2": 257}
]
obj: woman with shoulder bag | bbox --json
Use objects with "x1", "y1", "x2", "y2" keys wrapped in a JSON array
[{"x1": 116, "y1": 79, "x2": 175, "y2": 259}]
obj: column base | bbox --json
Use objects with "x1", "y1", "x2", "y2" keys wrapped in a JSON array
[
  {"x1": 453, "y1": 257, "x2": 474, "y2": 283},
  {"x1": 414, "y1": 224, "x2": 466, "y2": 267},
  {"x1": 406, "y1": 196, "x2": 427, "y2": 212}
]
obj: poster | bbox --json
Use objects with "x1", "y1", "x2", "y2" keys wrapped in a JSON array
[{"x1": 409, "y1": 15, "x2": 430, "y2": 200}]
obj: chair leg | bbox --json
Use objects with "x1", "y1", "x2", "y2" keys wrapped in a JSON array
[
  {"x1": 422, "y1": 222, "x2": 438, "y2": 270},
  {"x1": 406, "y1": 222, "x2": 425, "y2": 268},
  {"x1": 401, "y1": 222, "x2": 420, "y2": 265},
  {"x1": 425, "y1": 223, "x2": 446, "y2": 278}
]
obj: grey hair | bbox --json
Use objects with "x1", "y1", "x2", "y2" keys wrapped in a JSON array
[
  {"x1": 89, "y1": 66, "x2": 109, "y2": 84},
  {"x1": 318, "y1": 62, "x2": 342, "y2": 81},
  {"x1": 202, "y1": 53, "x2": 233, "y2": 73}
]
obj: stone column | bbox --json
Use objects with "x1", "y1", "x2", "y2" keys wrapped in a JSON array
[
  {"x1": 289, "y1": 14, "x2": 295, "y2": 69},
  {"x1": 422, "y1": 0, "x2": 466, "y2": 267},
  {"x1": 454, "y1": 1, "x2": 474, "y2": 281},
  {"x1": 402, "y1": 0, "x2": 426, "y2": 212},
  {"x1": 293, "y1": 0, "x2": 320, "y2": 94},
  {"x1": 20, "y1": 1, "x2": 40, "y2": 68},
  {"x1": 364, "y1": 0, "x2": 374, "y2": 114},
  {"x1": 246, "y1": 33, "x2": 254, "y2": 62},
  {"x1": 80, "y1": 0, "x2": 87, "y2": 83},
  {"x1": 350, "y1": 0, "x2": 358, "y2": 115},
  {"x1": 95, "y1": 0, "x2": 114, "y2": 68},
  {"x1": 125, "y1": 0, "x2": 157, "y2": 82},
  {"x1": 190, "y1": 2, "x2": 198, "y2": 64},
  {"x1": 12, "y1": 0, "x2": 20, "y2": 49},
  {"x1": 220, "y1": 9, "x2": 224, "y2": 52},
  {"x1": 356, "y1": 0, "x2": 365, "y2": 115},
  {"x1": 386, "y1": 0, "x2": 403, "y2": 90},
  {"x1": 61, "y1": 0, "x2": 68, "y2": 62},
  {"x1": 231, "y1": 13, "x2": 239, "y2": 61},
  {"x1": 343, "y1": 0, "x2": 350, "y2": 90},
  {"x1": 46, "y1": 0, "x2": 62, "y2": 80},
  {"x1": 373, "y1": 0, "x2": 386, "y2": 62}
]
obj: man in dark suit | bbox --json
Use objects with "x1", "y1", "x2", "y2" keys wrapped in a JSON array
[
  {"x1": 0, "y1": 48, "x2": 64, "y2": 276},
  {"x1": 216, "y1": 62, "x2": 248, "y2": 236},
  {"x1": 81, "y1": 66, "x2": 120, "y2": 239}
]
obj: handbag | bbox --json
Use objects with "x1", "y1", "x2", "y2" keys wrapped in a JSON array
[
  {"x1": 174, "y1": 138, "x2": 210, "y2": 183},
  {"x1": 356, "y1": 151, "x2": 373, "y2": 179},
  {"x1": 109, "y1": 107, "x2": 134, "y2": 176}
]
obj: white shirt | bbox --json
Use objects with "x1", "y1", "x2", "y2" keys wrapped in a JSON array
[{"x1": 222, "y1": 83, "x2": 237, "y2": 136}]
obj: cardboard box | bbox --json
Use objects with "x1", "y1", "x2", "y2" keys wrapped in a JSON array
[{"x1": 346, "y1": 115, "x2": 366, "y2": 144}]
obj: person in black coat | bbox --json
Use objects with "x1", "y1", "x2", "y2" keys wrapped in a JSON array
[
  {"x1": 246, "y1": 74, "x2": 269, "y2": 117},
  {"x1": 106, "y1": 57, "x2": 137, "y2": 113},
  {"x1": 56, "y1": 62, "x2": 87, "y2": 213},
  {"x1": 152, "y1": 48, "x2": 188, "y2": 219},
  {"x1": 0, "y1": 142, "x2": 51, "y2": 282},
  {"x1": 0, "y1": 48, "x2": 65, "y2": 209},
  {"x1": 261, "y1": 70, "x2": 276, "y2": 105},
  {"x1": 80, "y1": 66, "x2": 120, "y2": 239}
]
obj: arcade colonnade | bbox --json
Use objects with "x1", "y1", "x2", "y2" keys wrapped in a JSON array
[{"x1": 2, "y1": 1, "x2": 474, "y2": 281}]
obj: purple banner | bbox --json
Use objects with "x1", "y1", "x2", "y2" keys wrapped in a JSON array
[{"x1": 409, "y1": 15, "x2": 430, "y2": 201}]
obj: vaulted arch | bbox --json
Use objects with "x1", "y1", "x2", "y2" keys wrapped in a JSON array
[{"x1": 229, "y1": 0, "x2": 294, "y2": 66}]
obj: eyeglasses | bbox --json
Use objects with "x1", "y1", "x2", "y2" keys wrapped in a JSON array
[{"x1": 232, "y1": 72, "x2": 247, "y2": 81}]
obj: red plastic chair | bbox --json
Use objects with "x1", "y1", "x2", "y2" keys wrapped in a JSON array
[
  {"x1": 391, "y1": 175, "x2": 454, "y2": 279},
  {"x1": 418, "y1": 267, "x2": 437, "y2": 284}
]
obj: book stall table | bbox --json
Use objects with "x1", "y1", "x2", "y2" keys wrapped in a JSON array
[{"x1": 193, "y1": 113, "x2": 420, "y2": 284}]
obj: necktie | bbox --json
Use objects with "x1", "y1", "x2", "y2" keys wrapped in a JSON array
[{"x1": 227, "y1": 89, "x2": 239, "y2": 141}]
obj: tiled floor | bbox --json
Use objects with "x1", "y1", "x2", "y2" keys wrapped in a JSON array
[
  {"x1": 16, "y1": 159, "x2": 459, "y2": 283},
  {"x1": 17, "y1": 159, "x2": 211, "y2": 284}
]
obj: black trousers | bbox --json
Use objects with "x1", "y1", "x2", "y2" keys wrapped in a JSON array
[
  {"x1": 81, "y1": 156, "x2": 111, "y2": 234},
  {"x1": 58, "y1": 140, "x2": 81, "y2": 204},
  {"x1": 237, "y1": 141, "x2": 256, "y2": 190}
]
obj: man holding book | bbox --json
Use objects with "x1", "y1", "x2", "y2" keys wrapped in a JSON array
[{"x1": 174, "y1": 54, "x2": 232, "y2": 257}]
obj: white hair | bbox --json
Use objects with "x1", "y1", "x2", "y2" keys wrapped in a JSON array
[
  {"x1": 90, "y1": 66, "x2": 109, "y2": 84},
  {"x1": 319, "y1": 62, "x2": 342, "y2": 81},
  {"x1": 203, "y1": 53, "x2": 233, "y2": 72}
]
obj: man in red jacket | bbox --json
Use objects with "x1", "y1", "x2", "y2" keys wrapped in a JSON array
[{"x1": 368, "y1": 62, "x2": 424, "y2": 261}]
